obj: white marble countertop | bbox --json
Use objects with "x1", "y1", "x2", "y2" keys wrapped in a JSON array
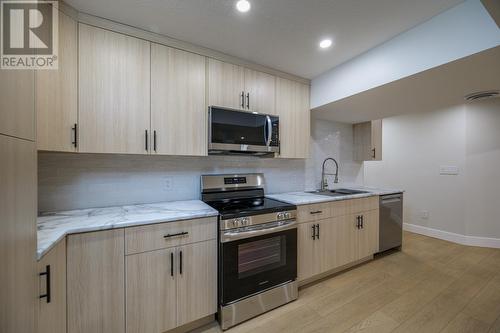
[
  {"x1": 267, "y1": 186, "x2": 404, "y2": 206},
  {"x1": 37, "y1": 200, "x2": 218, "y2": 260}
]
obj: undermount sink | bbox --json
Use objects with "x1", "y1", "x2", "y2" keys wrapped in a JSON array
[{"x1": 307, "y1": 188, "x2": 370, "y2": 196}]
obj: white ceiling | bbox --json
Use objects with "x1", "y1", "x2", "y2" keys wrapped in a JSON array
[{"x1": 65, "y1": 0, "x2": 465, "y2": 79}]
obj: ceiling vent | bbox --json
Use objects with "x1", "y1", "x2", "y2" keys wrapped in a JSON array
[{"x1": 464, "y1": 90, "x2": 500, "y2": 101}]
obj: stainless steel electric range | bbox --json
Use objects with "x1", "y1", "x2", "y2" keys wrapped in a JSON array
[{"x1": 201, "y1": 173, "x2": 298, "y2": 330}]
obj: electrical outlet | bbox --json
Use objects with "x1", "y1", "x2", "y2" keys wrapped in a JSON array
[
  {"x1": 420, "y1": 211, "x2": 430, "y2": 220},
  {"x1": 440, "y1": 165, "x2": 459, "y2": 175}
]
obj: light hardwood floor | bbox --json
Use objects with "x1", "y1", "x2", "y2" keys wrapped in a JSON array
[{"x1": 194, "y1": 232, "x2": 500, "y2": 333}]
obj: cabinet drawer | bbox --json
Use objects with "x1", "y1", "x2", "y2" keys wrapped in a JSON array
[
  {"x1": 348, "y1": 196, "x2": 379, "y2": 214},
  {"x1": 125, "y1": 217, "x2": 217, "y2": 255},
  {"x1": 330, "y1": 200, "x2": 349, "y2": 217},
  {"x1": 297, "y1": 203, "x2": 331, "y2": 223}
]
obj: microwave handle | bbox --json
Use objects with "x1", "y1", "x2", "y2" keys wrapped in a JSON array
[{"x1": 265, "y1": 115, "x2": 272, "y2": 146}]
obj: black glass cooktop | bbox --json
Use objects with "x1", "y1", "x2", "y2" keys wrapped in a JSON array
[{"x1": 205, "y1": 197, "x2": 295, "y2": 219}]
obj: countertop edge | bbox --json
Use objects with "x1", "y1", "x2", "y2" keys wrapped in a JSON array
[
  {"x1": 37, "y1": 205, "x2": 219, "y2": 261},
  {"x1": 266, "y1": 189, "x2": 404, "y2": 206}
]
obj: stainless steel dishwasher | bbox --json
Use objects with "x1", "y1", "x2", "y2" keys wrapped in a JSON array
[{"x1": 379, "y1": 193, "x2": 403, "y2": 252}]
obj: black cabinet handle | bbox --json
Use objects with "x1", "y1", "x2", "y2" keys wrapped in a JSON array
[
  {"x1": 372, "y1": 148, "x2": 376, "y2": 159},
  {"x1": 241, "y1": 91, "x2": 245, "y2": 108},
  {"x1": 153, "y1": 130, "x2": 157, "y2": 152},
  {"x1": 71, "y1": 123, "x2": 78, "y2": 148},
  {"x1": 170, "y1": 252, "x2": 174, "y2": 277},
  {"x1": 310, "y1": 210, "x2": 323, "y2": 215},
  {"x1": 356, "y1": 216, "x2": 361, "y2": 229},
  {"x1": 246, "y1": 92, "x2": 250, "y2": 109},
  {"x1": 316, "y1": 224, "x2": 320, "y2": 239},
  {"x1": 145, "y1": 130, "x2": 148, "y2": 151},
  {"x1": 163, "y1": 231, "x2": 188, "y2": 239},
  {"x1": 179, "y1": 250, "x2": 183, "y2": 275},
  {"x1": 39, "y1": 265, "x2": 51, "y2": 303},
  {"x1": 361, "y1": 215, "x2": 364, "y2": 229},
  {"x1": 311, "y1": 224, "x2": 316, "y2": 240}
]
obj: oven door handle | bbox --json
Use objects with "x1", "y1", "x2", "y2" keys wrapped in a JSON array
[{"x1": 221, "y1": 220, "x2": 297, "y2": 243}]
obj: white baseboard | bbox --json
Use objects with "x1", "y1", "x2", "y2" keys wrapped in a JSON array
[{"x1": 403, "y1": 223, "x2": 500, "y2": 249}]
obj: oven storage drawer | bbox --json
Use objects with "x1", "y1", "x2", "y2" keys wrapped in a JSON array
[{"x1": 125, "y1": 217, "x2": 217, "y2": 255}]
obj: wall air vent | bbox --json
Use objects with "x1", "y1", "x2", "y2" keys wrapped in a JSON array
[{"x1": 464, "y1": 90, "x2": 500, "y2": 101}]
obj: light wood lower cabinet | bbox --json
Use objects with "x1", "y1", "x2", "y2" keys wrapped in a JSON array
[
  {"x1": 126, "y1": 248, "x2": 177, "y2": 333},
  {"x1": 0, "y1": 135, "x2": 37, "y2": 333},
  {"x1": 297, "y1": 198, "x2": 380, "y2": 283},
  {"x1": 176, "y1": 240, "x2": 217, "y2": 326},
  {"x1": 67, "y1": 229, "x2": 125, "y2": 333},
  {"x1": 298, "y1": 220, "x2": 331, "y2": 281},
  {"x1": 37, "y1": 238, "x2": 66, "y2": 333},
  {"x1": 357, "y1": 210, "x2": 380, "y2": 259},
  {"x1": 126, "y1": 239, "x2": 217, "y2": 333}
]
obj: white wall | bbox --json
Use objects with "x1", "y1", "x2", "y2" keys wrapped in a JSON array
[
  {"x1": 364, "y1": 98, "x2": 500, "y2": 240},
  {"x1": 38, "y1": 118, "x2": 362, "y2": 212},
  {"x1": 311, "y1": 0, "x2": 500, "y2": 109}
]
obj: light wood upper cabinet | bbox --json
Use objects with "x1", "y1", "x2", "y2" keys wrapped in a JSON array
[
  {"x1": 126, "y1": 248, "x2": 177, "y2": 333},
  {"x1": 208, "y1": 58, "x2": 245, "y2": 109},
  {"x1": 276, "y1": 77, "x2": 310, "y2": 159},
  {"x1": 244, "y1": 68, "x2": 276, "y2": 114},
  {"x1": 0, "y1": 135, "x2": 37, "y2": 333},
  {"x1": 36, "y1": 11, "x2": 78, "y2": 152},
  {"x1": 151, "y1": 44, "x2": 207, "y2": 156},
  {"x1": 208, "y1": 59, "x2": 276, "y2": 114},
  {"x1": 67, "y1": 229, "x2": 125, "y2": 333},
  {"x1": 0, "y1": 70, "x2": 35, "y2": 140},
  {"x1": 353, "y1": 119, "x2": 383, "y2": 161},
  {"x1": 78, "y1": 24, "x2": 151, "y2": 154},
  {"x1": 37, "y1": 238, "x2": 66, "y2": 333},
  {"x1": 177, "y1": 240, "x2": 217, "y2": 326}
]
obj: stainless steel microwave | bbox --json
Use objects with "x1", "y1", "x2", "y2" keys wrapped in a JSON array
[{"x1": 208, "y1": 106, "x2": 279, "y2": 156}]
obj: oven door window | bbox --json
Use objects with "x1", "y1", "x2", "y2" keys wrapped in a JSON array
[
  {"x1": 238, "y1": 236, "x2": 286, "y2": 279},
  {"x1": 220, "y1": 228, "x2": 297, "y2": 305}
]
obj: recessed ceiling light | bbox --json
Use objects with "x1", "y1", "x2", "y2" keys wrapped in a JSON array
[
  {"x1": 319, "y1": 39, "x2": 332, "y2": 49},
  {"x1": 236, "y1": 0, "x2": 251, "y2": 13}
]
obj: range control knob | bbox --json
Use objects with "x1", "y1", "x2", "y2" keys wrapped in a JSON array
[
  {"x1": 284, "y1": 212, "x2": 291, "y2": 220},
  {"x1": 241, "y1": 217, "x2": 250, "y2": 226},
  {"x1": 277, "y1": 212, "x2": 285, "y2": 220}
]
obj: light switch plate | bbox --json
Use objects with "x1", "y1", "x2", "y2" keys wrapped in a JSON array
[{"x1": 440, "y1": 165, "x2": 460, "y2": 175}]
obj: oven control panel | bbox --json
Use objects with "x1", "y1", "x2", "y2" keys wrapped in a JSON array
[
  {"x1": 277, "y1": 212, "x2": 292, "y2": 220},
  {"x1": 220, "y1": 210, "x2": 296, "y2": 230}
]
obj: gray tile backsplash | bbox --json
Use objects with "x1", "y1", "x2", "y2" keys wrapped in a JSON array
[{"x1": 38, "y1": 119, "x2": 363, "y2": 212}]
